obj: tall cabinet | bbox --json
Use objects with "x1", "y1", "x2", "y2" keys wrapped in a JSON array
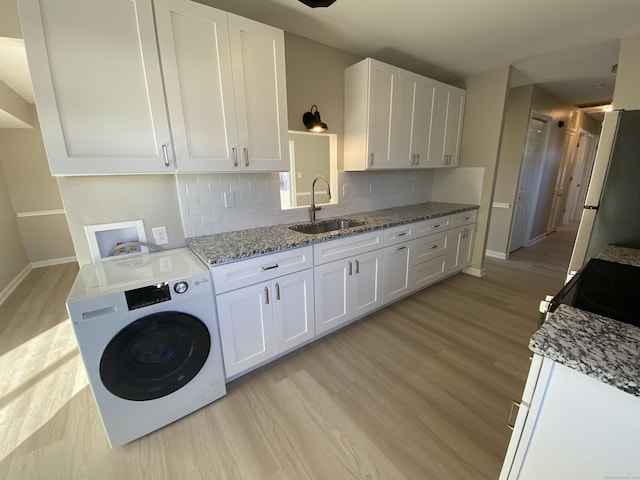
[{"x1": 19, "y1": 0, "x2": 290, "y2": 175}]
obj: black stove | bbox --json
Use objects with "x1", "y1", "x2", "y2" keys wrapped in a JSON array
[{"x1": 548, "y1": 258, "x2": 640, "y2": 328}]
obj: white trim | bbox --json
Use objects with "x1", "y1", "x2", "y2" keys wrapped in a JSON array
[
  {"x1": 485, "y1": 250, "x2": 508, "y2": 260},
  {"x1": 0, "y1": 264, "x2": 32, "y2": 306},
  {"x1": 462, "y1": 266, "x2": 484, "y2": 277},
  {"x1": 31, "y1": 256, "x2": 77, "y2": 268},
  {"x1": 16, "y1": 209, "x2": 66, "y2": 218}
]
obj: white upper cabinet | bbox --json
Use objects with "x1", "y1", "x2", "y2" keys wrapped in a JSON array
[
  {"x1": 395, "y1": 70, "x2": 438, "y2": 168},
  {"x1": 19, "y1": 0, "x2": 289, "y2": 175},
  {"x1": 19, "y1": 0, "x2": 175, "y2": 175},
  {"x1": 427, "y1": 83, "x2": 465, "y2": 168},
  {"x1": 226, "y1": 14, "x2": 290, "y2": 172},
  {"x1": 344, "y1": 59, "x2": 403, "y2": 170},
  {"x1": 344, "y1": 57, "x2": 464, "y2": 171},
  {"x1": 155, "y1": 0, "x2": 238, "y2": 172}
]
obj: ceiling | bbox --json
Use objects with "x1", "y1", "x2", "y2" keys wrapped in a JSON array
[
  {"x1": 1, "y1": 0, "x2": 640, "y2": 128},
  {"x1": 198, "y1": 0, "x2": 640, "y2": 108}
]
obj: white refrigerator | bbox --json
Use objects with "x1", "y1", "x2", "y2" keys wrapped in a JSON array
[{"x1": 568, "y1": 109, "x2": 640, "y2": 272}]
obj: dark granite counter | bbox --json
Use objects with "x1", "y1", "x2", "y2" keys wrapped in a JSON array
[{"x1": 188, "y1": 202, "x2": 478, "y2": 266}]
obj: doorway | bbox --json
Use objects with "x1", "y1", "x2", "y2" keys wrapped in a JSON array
[
  {"x1": 509, "y1": 114, "x2": 551, "y2": 252},
  {"x1": 562, "y1": 130, "x2": 599, "y2": 224}
]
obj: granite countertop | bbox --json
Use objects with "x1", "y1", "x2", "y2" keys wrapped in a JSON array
[
  {"x1": 597, "y1": 244, "x2": 640, "y2": 267},
  {"x1": 188, "y1": 202, "x2": 478, "y2": 266},
  {"x1": 530, "y1": 304, "x2": 640, "y2": 396}
]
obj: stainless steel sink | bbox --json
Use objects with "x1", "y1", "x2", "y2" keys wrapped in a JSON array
[{"x1": 290, "y1": 218, "x2": 365, "y2": 235}]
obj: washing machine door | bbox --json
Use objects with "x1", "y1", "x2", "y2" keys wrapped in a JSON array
[{"x1": 100, "y1": 311, "x2": 211, "y2": 401}]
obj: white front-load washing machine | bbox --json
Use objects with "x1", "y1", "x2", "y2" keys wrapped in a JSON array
[{"x1": 66, "y1": 248, "x2": 226, "y2": 448}]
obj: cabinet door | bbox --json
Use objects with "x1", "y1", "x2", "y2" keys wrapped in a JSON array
[
  {"x1": 366, "y1": 60, "x2": 398, "y2": 169},
  {"x1": 351, "y1": 249, "x2": 383, "y2": 317},
  {"x1": 428, "y1": 83, "x2": 465, "y2": 167},
  {"x1": 155, "y1": 0, "x2": 238, "y2": 172},
  {"x1": 411, "y1": 75, "x2": 438, "y2": 167},
  {"x1": 395, "y1": 70, "x2": 438, "y2": 169},
  {"x1": 227, "y1": 14, "x2": 289, "y2": 172},
  {"x1": 413, "y1": 254, "x2": 447, "y2": 291},
  {"x1": 382, "y1": 242, "x2": 412, "y2": 304},
  {"x1": 19, "y1": 0, "x2": 174, "y2": 175},
  {"x1": 216, "y1": 282, "x2": 275, "y2": 378},
  {"x1": 314, "y1": 260, "x2": 350, "y2": 335},
  {"x1": 272, "y1": 270, "x2": 315, "y2": 353}
]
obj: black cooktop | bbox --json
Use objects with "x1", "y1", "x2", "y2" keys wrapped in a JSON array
[{"x1": 549, "y1": 258, "x2": 640, "y2": 327}]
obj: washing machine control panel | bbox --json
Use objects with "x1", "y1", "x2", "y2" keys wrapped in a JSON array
[{"x1": 124, "y1": 276, "x2": 212, "y2": 311}]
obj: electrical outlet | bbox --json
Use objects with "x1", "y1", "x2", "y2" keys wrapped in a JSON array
[
  {"x1": 152, "y1": 226, "x2": 169, "y2": 245},
  {"x1": 342, "y1": 184, "x2": 350, "y2": 197}
]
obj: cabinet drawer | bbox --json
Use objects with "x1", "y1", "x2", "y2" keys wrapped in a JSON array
[
  {"x1": 211, "y1": 246, "x2": 313, "y2": 293},
  {"x1": 450, "y1": 210, "x2": 477, "y2": 227},
  {"x1": 413, "y1": 255, "x2": 447, "y2": 290},
  {"x1": 412, "y1": 231, "x2": 449, "y2": 265},
  {"x1": 383, "y1": 223, "x2": 415, "y2": 246},
  {"x1": 313, "y1": 231, "x2": 382, "y2": 265},
  {"x1": 414, "y1": 216, "x2": 451, "y2": 237}
]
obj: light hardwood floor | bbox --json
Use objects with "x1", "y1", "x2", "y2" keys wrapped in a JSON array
[{"x1": 0, "y1": 227, "x2": 575, "y2": 479}]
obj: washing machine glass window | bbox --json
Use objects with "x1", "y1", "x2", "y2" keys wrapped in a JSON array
[{"x1": 100, "y1": 311, "x2": 211, "y2": 401}]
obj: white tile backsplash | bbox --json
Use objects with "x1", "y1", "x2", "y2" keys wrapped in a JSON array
[
  {"x1": 177, "y1": 169, "x2": 435, "y2": 237},
  {"x1": 431, "y1": 167, "x2": 484, "y2": 205}
]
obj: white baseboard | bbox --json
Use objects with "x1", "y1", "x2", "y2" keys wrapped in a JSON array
[
  {"x1": 0, "y1": 264, "x2": 32, "y2": 306},
  {"x1": 0, "y1": 256, "x2": 78, "y2": 306},
  {"x1": 31, "y1": 256, "x2": 77, "y2": 268},
  {"x1": 485, "y1": 250, "x2": 508, "y2": 260},
  {"x1": 462, "y1": 266, "x2": 485, "y2": 277}
]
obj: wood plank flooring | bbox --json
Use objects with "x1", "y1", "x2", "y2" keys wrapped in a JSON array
[{"x1": 0, "y1": 227, "x2": 575, "y2": 479}]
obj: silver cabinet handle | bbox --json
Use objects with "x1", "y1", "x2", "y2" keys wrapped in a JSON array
[
  {"x1": 232, "y1": 147, "x2": 238, "y2": 167},
  {"x1": 264, "y1": 286, "x2": 270, "y2": 305},
  {"x1": 507, "y1": 400, "x2": 521, "y2": 430},
  {"x1": 462, "y1": 216, "x2": 470, "y2": 221},
  {"x1": 162, "y1": 144, "x2": 170, "y2": 167},
  {"x1": 430, "y1": 244, "x2": 439, "y2": 250},
  {"x1": 244, "y1": 147, "x2": 249, "y2": 167},
  {"x1": 415, "y1": 153, "x2": 420, "y2": 165},
  {"x1": 431, "y1": 224, "x2": 440, "y2": 229},
  {"x1": 369, "y1": 152, "x2": 374, "y2": 166},
  {"x1": 275, "y1": 282, "x2": 280, "y2": 301},
  {"x1": 355, "y1": 259, "x2": 360, "y2": 274},
  {"x1": 397, "y1": 232, "x2": 407, "y2": 237},
  {"x1": 348, "y1": 261, "x2": 352, "y2": 276},
  {"x1": 396, "y1": 245, "x2": 407, "y2": 251},
  {"x1": 261, "y1": 264, "x2": 279, "y2": 271}
]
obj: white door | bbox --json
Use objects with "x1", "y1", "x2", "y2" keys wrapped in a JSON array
[
  {"x1": 412, "y1": 75, "x2": 438, "y2": 167},
  {"x1": 510, "y1": 116, "x2": 549, "y2": 251},
  {"x1": 155, "y1": 0, "x2": 238, "y2": 172},
  {"x1": 20, "y1": 0, "x2": 174, "y2": 175},
  {"x1": 228, "y1": 14, "x2": 289, "y2": 171},
  {"x1": 428, "y1": 83, "x2": 465, "y2": 167},
  {"x1": 547, "y1": 130, "x2": 577, "y2": 231},
  {"x1": 216, "y1": 282, "x2": 275, "y2": 378},
  {"x1": 563, "y1": 132, "x2": 598, "y2": 224},
  {"x1": 272, "y1": 270, "x2": 315, "y2": 353},
  {"x1": 382, "y1": 243, "x2": 412, "y2": 304},
  {"x1": 314, "y1": 260, "x2": 350, "y2": 335},
  {"x1": 394, "y1": 70, "x2": 419, "y2": 167}
]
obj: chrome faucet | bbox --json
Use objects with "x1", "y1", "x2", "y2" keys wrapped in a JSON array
[{"x1": 310, "y1": 175, "x2": 332, "y2": 223}]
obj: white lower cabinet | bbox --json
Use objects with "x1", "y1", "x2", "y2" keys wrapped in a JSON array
[
  {"x1": 382, "y1": 242, "x2": 413, "y2": 303},
  {"x1": 315, "y1": 249, "x2": 383, "y2": 335},
  {"x1": 212, "y1": 210, "x2": 477, "y2": 379},
  {"x1": 500, "y1": 354, "x2": 640, "y2": 479},
  {"x1": 217, "y1": 269, "x2": 314, "y2": 378}
]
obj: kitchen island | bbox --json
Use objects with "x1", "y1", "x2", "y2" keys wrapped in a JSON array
[{"x1": 500, "y1": 245, "x2": 640, "y2": 479}]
